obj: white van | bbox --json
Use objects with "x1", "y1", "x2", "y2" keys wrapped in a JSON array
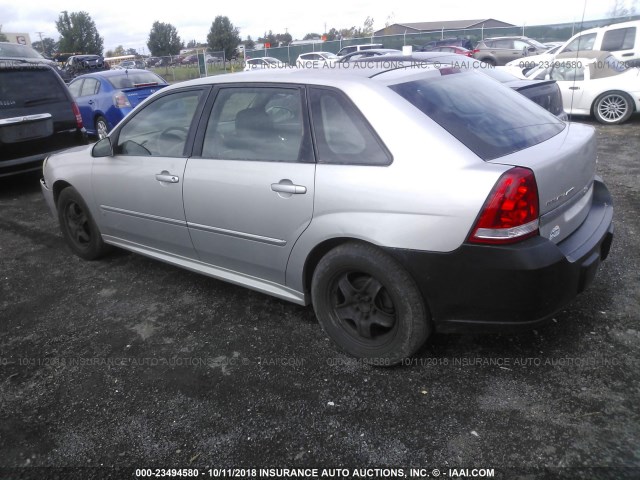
[
  {"x1": 336, "y1": 43, "x2": 383, "y2": 57},
  {"x1": 556, "y1": 21, "x2": 640, "y2": 66}
]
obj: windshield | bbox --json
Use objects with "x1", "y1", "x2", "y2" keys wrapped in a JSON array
[
  {"x1": 388, "y1": 69, "x2": 564, "y2": 160},
  {"x1": 321, "y1": 53, "x2": 338, "y2": 60},
  {"x1": 264, "y1": 58, "x2": 280, "y2": 65},
  {"x1": 0, "y1": 43, "x2": 45, "y2": 59}
]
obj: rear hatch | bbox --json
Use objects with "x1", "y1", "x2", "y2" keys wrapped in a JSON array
[
  {"x1": 0, "y1": 66, "x2": 83, "y2": 165},
  {"x1": 490, "y1": 122, "x2": 597, "y2": 244}
]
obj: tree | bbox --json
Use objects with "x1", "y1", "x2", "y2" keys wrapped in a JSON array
[
  {"x1": 126, "y1": 48, "x2": 138, "y2": 56},
  {"x1": 354, "y1": 16, "x2": 375, "y2": 38},
  {"x1": 32, "y1": 37, "x2": 58, "y2": 57},
  {"x1": 207, "y1": 16, "x2": 241, "y2": 62},
  {"x1": 56, "y1": 11, "x2": 104, "y2": 54},
  {"x1": 147, "y1": 21, "x2": 183, "y2": 56},
  {"x1": 275, "y1": 32, "x2": 292, "y2": 46},
  {"x1": 303, "y1": 33, "x2": 321, "y2": 40},
  {"x1": 186, "y1": 39, "x2": 198, "y2": 49},
  {"x1": 245, "y1": 35, "x2": 255, "y2": 50},
  {"x1": 325, "y1": 28, "x2": 340, "y2": 41},
  {"x1": 607, "y1": 0, "x2": 638, "y2": 16}
]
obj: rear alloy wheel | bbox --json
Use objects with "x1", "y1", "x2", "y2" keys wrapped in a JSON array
[
  {"x1": 57, "y1": 187, "x2": 111, "y2": 260},
  {"x1": 95, "y1": 115, "x2": 109, "y2": 139},
  {"x1": 311, "y1": 242, "x2": 430, "y2": 365},
  {"x1": 593, "y1": 91, "x2": 633, "y2": 125}
]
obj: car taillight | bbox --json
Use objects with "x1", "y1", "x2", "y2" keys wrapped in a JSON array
[
  {"x1": 469, "y1": 167, "x2": 539, "y2": 245},
  {"x1": 113, "y1": 92, "x2": 131, "y2": 108},
  {"x1": 472, "y1": 49, "x2": 480, "y2": 55},
  {"x1": 71, "y1": 102, "x2": 83, "y2": 128}
]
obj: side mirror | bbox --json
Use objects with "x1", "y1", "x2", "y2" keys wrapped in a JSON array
[{"x1": 92, "y1": 137, "x2": 113, "y2": 157}]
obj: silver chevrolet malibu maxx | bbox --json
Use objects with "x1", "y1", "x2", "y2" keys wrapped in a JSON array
[{"x1": 41, "y1": 65, "x2": 614, "y2": 365}]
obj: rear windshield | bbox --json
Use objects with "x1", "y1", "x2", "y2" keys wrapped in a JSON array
[
  {"x1": 388, "y1": 69, "x2": 565, "y2": 160},
  {"x1": 0, "y1": 69, "x2": 67, "y2": 108},
  {"x1": 107, "y1": 71, "x2": 165, "y2": 89}
]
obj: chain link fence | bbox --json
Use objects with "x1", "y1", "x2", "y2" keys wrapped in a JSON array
[{"x1": 246, "y1": 15, "x2": 640, "y2": 65}]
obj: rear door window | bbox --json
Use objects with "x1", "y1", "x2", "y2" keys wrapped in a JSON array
[{"x1": 602, "y1": 27, "x2": 636, "y2": 51}]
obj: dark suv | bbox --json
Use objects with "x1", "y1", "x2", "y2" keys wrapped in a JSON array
[
  {"x1": 62, "y1": 54, "x2": 109, "y2": 80},
  {"x1": 0, "y1": 62, "x2": 87, "y2": 177},
  {"x1": 418, "y1": 38, "x2": 473, "y2": 51}
]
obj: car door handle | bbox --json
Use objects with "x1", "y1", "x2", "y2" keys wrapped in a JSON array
[
  {"x1": 621, "y1": 52, "x2": 634, "y2": 56},
  {"x1": 155, "y1": 172, "x2": 180, "y2": 183},
  {"x1": 569, "y1": 86, "x2": 580, "y2": 90},
  {"x1": 271, "y1": 183, "x2": 306, "y2": 194}
]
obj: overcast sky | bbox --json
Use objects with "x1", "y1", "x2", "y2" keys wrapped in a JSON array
[{"x1": 0, "y1": 0, "x2": 619, "y2": 53}]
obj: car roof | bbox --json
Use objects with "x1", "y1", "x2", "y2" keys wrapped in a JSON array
[{"x1": 71, "y1": 68, "x2": 155, "y2": 80}]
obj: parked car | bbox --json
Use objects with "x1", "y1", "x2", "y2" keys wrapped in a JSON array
[
  {"x1": 427, "y1": 46, "x2": 474, "y2": 57},
  {"x1": 116, "y1": 59, "x2": 145, "y2": 70},
  {"x1": 0, "y1": 42, "x2": 69, "y2": 81},
  {"x1": 296, "y1": 52, "x2": 338, "y2": 68},
  {"x1": 505, "y1": 44, "x2": 564, "y2": 74},
  {"x1": 552, "y1": 20, "x2": 640, "y2": 67},
  {"x1": 525, "y1": 51, "x2": 640, "y2": 124},
  {"x1": 41, "y1": 66, "x2": 613, "y2": 364},
  {"x1": 1, "y1": 62, "x2": 87, "y2": 177},
  {"x1": 473, "y1": 36, "x2": 549, "y2": 65},
  {"x1": 418, "y1": 38, "x2": 474, "y2": 51},
  {"x1": 336, "y1": 43, "x2": 384, "y2": 57},
  {"x1": 337, "y1": 49, "x2": 402, "y2": 63},
  {"x1": 63, "y1": 55, "x2": 109, "y2": 80},
  {"x1": 145, "y1": 57, "x2": 161, "y2": 67},
  {"x1": 181, "y1": 55, "x2": 198, "y2": 66},
  {"x1": 67, "y1": 69, "x2": 168, "y2": 139},
  {"x1": 350, "y1": 52, "x2": 567, "y2": 119},
  {"x1": 244, "y1": 57, "x2": 287, "y2": 71}
]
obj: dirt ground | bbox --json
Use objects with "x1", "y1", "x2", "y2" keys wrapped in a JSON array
[{"x1": 1, "y1": 116, "x2": 639, "y2": 480}]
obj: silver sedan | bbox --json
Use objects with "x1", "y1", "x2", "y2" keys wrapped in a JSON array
[{"x1": 41, "y1": 65, "x2": 614, "y2": 365}]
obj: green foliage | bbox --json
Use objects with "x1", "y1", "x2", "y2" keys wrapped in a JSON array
[
  {"x1": 245, "y1": 35, "x2": 255, "y2": 49},
  {"x1": 32, "y1": 37, "x2": 58, "y2": 57},
  {"x1": 207, "y1": 16, "x2": 241, "y2": 61},
  {"x1": 147, "y1": 21, "x2": 183, "y2": 56},
  {"x1": 56, "y1": 11, "x2": 104, "y2": 55}
]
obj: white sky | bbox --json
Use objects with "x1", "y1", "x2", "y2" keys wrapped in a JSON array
[{"x1": 0, "y1": 0, "x2": 619, "y2": 53}]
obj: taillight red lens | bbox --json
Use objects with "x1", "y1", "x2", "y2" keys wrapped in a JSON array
[
  {"x1": 469, "y1": 167, "x2": 539, "y2": 245},
  {"x1": 113, "y1": 92, "x2": 131, "y2": 108},
  {"x1": 71, "y1": 102, "x2": 83, "y2": 128}
]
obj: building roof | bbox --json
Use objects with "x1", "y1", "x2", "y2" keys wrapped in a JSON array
[{"x1": 374, "y1": 19, "x2": 515, "y2": 35}]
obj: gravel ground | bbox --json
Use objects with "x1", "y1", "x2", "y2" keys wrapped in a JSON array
[{"x1": 0, "y1": 117, "x2": 639, "y2": 480}]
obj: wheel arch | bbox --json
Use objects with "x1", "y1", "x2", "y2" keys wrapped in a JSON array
[{"x1": 52, "y1": 180, "x2": 73, "y2": 207}]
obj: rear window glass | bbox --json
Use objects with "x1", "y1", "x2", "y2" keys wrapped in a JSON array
[
  {"x1": 602, "y1": 27, "x2": 636, "y2": 51},
  {"x1": 0, "y1": 69, "x2": 67, "y2": 108},
  {"x1": 108, "y1": 71, "x2": 165, "y2": 89},
  {"x1": 388, "y1": 70, "x2": 564, "y2": 160}
]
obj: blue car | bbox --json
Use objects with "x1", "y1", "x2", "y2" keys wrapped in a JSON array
[{"x1": 68, "y1": 69, "x2": 168, "y2": 139}]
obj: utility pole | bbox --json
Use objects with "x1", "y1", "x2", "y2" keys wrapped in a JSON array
[{"x1": 37, "y1": 31, "x2": 45, "y2": 53}]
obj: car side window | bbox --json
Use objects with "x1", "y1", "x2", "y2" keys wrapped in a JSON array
[
  {"x1": 549, "y1": 63, "x2": 585, "y2": 82},
  {"x1": 68, "y1": 79, "x2": 83, "y2": 97},
  {"x1": 309, "y1": 87, "x2": 391, "y2": 166},
  {"x1": 201, "y1": 87, "x2": 307, "y2": 162},
  {"x1": 564, "y1": 33, "x2": 597, "y2": 52},
  {"x1": 493, "y1": 40, "x2": 513, "y2": 49},
  {"x1": 513, "y1": 40, "x2": 529, "y2": 50},
  {"x1": 80, "y1": 78, "x2": 99, "y2": 96},
  {"x1": 115, "y1": 89, "x2": 204, "y2": 157},
  {"x1": 602, "y1": 27, "x2": 636, "y2": 51}
]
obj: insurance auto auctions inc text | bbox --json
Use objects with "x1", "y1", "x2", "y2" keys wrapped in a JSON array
[{"x1": 200, "y1": 467, "x2": 495, "y2": 478}]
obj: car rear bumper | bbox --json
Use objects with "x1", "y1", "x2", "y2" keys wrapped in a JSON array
[{"x1": 385, "y1": 178, "x2": 614, "y2": 333}]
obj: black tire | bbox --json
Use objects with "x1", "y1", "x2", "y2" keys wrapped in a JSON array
[
  {"x1": 593, "y1": 91, "x2": 633, "y2": 125},
  {"x1": 57, "y1": 187, "x2": 111, "y2": 260},
  {"x1": 95, "y1": 115, "x2": 109, "y2": 140},
  {"x1": 480, "y1": 57, "x2": 496, "y2": 66},
  {"x1": 311, "y1": 242, "x2": 431, "y2": 366}
]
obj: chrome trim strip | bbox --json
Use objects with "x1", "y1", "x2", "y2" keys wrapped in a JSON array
[
  {"x1": 187, "y1": 222, "x2": 287, "y2": 247},
  {"x1": 0, "y1": 113, "x2": 52, "y2": 126},
  {"x1": 100, "y1": 205, "x2": 186, "y2": 227}
]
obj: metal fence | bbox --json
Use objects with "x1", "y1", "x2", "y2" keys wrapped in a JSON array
[
  {"x1": 245, "y1": 15, "x2": 640, "y2": 65},
  {"x1": 145, "y1": 50, "x2": 244, "y2": 82}
]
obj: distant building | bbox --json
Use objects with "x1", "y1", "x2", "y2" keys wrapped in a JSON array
[
  {"x1": 2, "y1": 32, "x2": 32, "y2": 46},
  {"x1": 375, "y1": 19, "x2": 514, "y2": 36}
]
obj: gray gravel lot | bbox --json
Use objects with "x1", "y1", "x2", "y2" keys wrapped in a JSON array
[{"x1": 0, "y1": 117, "x2": 639, "y2": 479}]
